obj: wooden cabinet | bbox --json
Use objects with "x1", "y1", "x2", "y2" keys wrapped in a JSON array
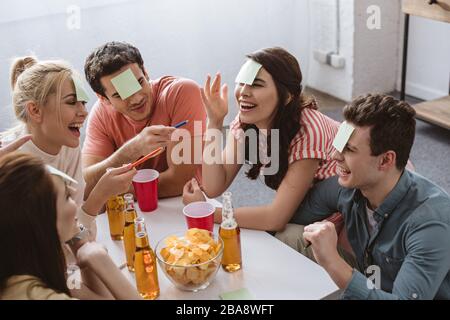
[{"x1": 401, "y1": 0, "x2": 450, "y2": 129}]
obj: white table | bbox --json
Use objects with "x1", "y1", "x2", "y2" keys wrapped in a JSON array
[{"x1": 96, "y1": 197, "x2": 338, "y2": 300}]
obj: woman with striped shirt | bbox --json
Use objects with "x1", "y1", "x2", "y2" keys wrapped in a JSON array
[{"x1": 183, "y1": 47, "x2": 340, "y2": 232}]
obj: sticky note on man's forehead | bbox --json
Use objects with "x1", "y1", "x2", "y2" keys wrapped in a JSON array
[
  {"x1": 110, "y1": 68, "x2": 142, "y2": 100},
  {"x1": 235, "y1": 59, "x2": 262, "y2": 85},
  {"x1": 72, "y1": 76, "x2": 89, "y2": 103},
  {"x1": 332, "y1": 121, "x2": 355, "y2": 153}
]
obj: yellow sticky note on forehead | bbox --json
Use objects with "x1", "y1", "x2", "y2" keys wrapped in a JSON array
[
  {"x1": 235, "y1": 59, "x2": 262, "y2": 85},
  {"x1": 110, "y1": 68, "x2": 142, "y2": 100},
  {"x1": 72, "y1": 76, "x2": 89, "y2": 103},
  {"x1": 332, "y1": 121, "x2": 355, "y2": 153}
]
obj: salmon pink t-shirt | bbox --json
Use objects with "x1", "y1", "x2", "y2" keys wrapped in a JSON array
[{"x1": 83, "y1": 76, "x2": 206, "y2": 176}]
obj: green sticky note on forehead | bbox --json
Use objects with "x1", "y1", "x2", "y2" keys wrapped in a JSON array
[
  {"x1": 110, "y1": 68, "x2": 142, "y2": 100},
  {"x1": 72, "y1": 76, "x2": 89, "y2": 103},
  {"x1": 332, "y1": 121, "x2": 355, "y2": 153},
  {"x1": 220, "y1": 288, "x2": 253, "y2": 300},
  {"x1": 235, "y1": 59, "x2": 262, "y2": 85}
]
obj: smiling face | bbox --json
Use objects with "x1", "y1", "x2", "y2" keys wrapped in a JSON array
[
  {"x1": 234, "y1": 67, "x2": 279, "y2": 129},
  {"x1": 37, "y1": 77, "x2": 88, "y2": 151},
  {"x1": 52, "y1": 176, "x2": 78, "y2": 243},
  {"x1": 99, "y1": 63, "x2": 153, "y2": 122},
  {"x1": 332, "y1": 125, "x2": 385, "y2": 191}
]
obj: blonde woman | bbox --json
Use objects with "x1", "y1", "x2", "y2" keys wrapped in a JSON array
[{"x1": 2, "y1": 56, "x2": 143, "y2": 236}]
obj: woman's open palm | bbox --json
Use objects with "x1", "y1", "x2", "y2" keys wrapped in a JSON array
[{"x1": 200, "y1": 73, "x2": 229, "y2": 124}]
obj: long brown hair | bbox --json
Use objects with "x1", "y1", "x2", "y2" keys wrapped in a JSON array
[
  {"x1": 0, "y1": 152, "x2": 69, "y2": 297},
  {"x1": 241, "y1": 47, "x2": 316, "y2": 190}
]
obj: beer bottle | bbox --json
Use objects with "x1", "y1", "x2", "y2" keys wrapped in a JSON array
[
  {"x1": 134, "y1": 218, "x2": 160, "y2": 299},
  {"x1": 123, "y1": 193, "x2": 137, "y2": 272},
  {"x1": 106, "y1": 194, "x2": 125, "y2": 240},
  {"x1": 219, "y1": 191, "x2": 242, "y2": 272}
]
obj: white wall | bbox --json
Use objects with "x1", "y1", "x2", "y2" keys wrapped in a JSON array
[
  {"x1": 353, "y1": 0, "x2": 401, "y2": 98},
  {"x1": 0, "y1": 0, "x2": 310, "y2": 131},
  {"x1": 307, "y1": 0, "x2": 449, "y2": 102},
  {"x1": 0, "y1": 0, "x2": 129, "y2": 23},
  {"x1": 308, "y1": 0, "x2": 403, "y2": 102},
  {"x1": 307, "y1": 0, "x2": 354, "y2": 101},
  {"x1": 403, "y1": 16, "x2": 450, "y2": 100}
]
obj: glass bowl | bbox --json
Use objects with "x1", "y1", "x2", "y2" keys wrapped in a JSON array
[{"x1": 155, "y1": 230, "x2": 223, "y2": 292}]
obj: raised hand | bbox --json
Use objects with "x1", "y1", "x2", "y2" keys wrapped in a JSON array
[{"x1": 200, "y1": 73, "x2": 229, "y2": 127}]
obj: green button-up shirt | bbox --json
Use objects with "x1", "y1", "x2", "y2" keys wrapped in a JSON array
[{"x1": 292, "y1": 170, "x2": 450, "y2": 300}]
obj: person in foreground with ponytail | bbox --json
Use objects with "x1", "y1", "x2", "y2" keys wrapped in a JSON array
[{"x1": 1, "y1": 56, "x2": 147, "y2": 238}]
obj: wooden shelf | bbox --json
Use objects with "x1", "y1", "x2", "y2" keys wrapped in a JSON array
[
  {"x1": 401, "y1": 1, "x2": 450, "y2": 130},
  {"x1": 414, "y1": 96, "x2": 450, "y2": 129},
  {"x1": 403, "y1": 0, "x2": 450, "y2": 23}
]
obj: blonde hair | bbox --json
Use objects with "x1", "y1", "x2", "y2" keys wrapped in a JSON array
[
  {"x1": 11, "y1": 56, "x2": 75, "y2": 123},
  {"x1": 3, "y1": 56, "x2": 76, "y2": 140}
]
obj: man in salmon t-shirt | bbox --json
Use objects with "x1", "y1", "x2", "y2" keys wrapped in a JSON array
[{"x1": 82, "y1": 41, "x2": 206, "y2": 199}]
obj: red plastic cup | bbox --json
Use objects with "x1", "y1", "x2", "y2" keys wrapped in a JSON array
[
  {"x1": 132, "y1": 169, "x2": 159, "y2": 212},
  {"x1": 183, "y1": 201, "x2": 215, "y2": 232}
]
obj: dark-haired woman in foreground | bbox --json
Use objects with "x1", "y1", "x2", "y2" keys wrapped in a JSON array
[{"x1": 0, "y1": 152, "x2": 140, "y2": 300}]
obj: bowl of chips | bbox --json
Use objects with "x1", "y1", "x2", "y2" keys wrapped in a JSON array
[{"x1": 156, "y1": 228, "x2": 223, "y2": 291}]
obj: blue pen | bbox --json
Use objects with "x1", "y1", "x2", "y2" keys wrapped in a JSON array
[{"x1": 174, "y1": 120, "x2": 189, "y2": 128}]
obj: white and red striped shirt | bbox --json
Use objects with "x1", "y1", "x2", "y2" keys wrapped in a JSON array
[{"x1": 230, "y1": 104, "x2": 340, "y2": 181}]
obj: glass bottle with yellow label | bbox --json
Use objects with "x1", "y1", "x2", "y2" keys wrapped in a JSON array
[
  {"x1": 219, "y1": 191, "x2": 242, "y2": 272},
  {"x1": 134, "y1": 217, "x2": 160, "y2": 299},
  {"x1": 123, "y1": 193, "x2": 137, "y2": 272}
]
